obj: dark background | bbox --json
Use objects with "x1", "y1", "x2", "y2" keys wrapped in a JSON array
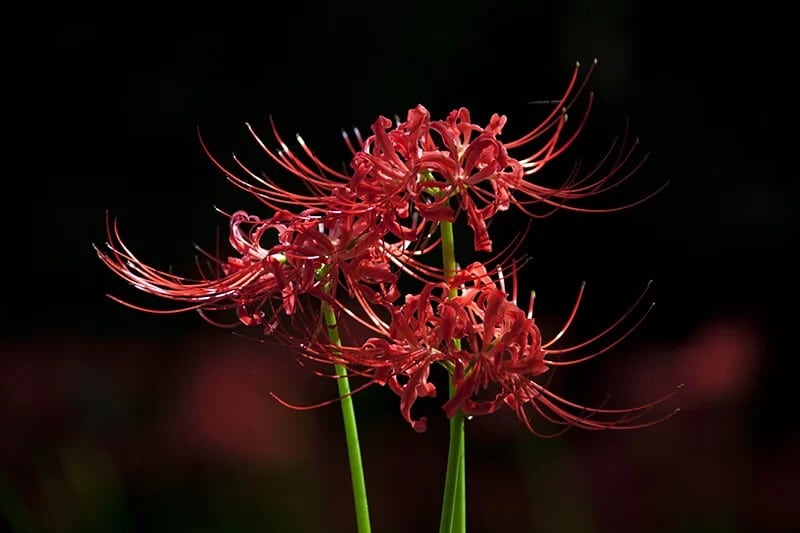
[{"x1": 5, "y1": 1, "x2": 797, "y2": 532}]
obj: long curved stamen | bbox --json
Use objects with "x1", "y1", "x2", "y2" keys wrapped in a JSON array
[{"x1": 545, "y1": 281, "x2": 653, "y2": 354}]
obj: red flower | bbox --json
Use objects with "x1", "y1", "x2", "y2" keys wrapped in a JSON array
[
  {"x1": 436, "y1": 263, "x2": 680, "y2": 436},
  {"x1": 346, "y1": 61, "x2": 659, "y2": 253},
  {"x1": 96, "y1": 205, "x2": 423, "y2": 334},
  {"x1": 278, "y1": 281, "x2": 450, "y2": 432},
  {"x1": 96, "y1": 211, "x2": 282, "y2": 321},
  {"x1": 278, "y1": 260, "x2": 677, "y2": 434}
]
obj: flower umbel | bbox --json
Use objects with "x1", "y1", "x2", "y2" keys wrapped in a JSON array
[{"x1": 345, "y1": 61, "x2": 661, "y2": 253}]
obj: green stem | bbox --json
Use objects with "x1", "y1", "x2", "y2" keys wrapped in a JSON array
[
  {"x1": 440, "y1": 393, "x2": 465, "y2": 533},
  {"x1": 323, "y1": 302, "x2": 371, "y2": 533},
  {"x1": 438, "y1": 220, "x2": 467, "y2": 533},
  {"x1": 455, "y1": 426, "x2": 466, "y2": 532},
  {"x1": 440, "y1": 220, "x2": 459, "y2": 298}
]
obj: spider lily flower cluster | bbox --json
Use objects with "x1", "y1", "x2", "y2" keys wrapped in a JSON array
[{"x1": 97, "y1": 62, "x2": 677, "y2": 436}]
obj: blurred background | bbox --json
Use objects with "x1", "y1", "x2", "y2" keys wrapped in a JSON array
[{"x1": 6, "y1": 1, "x2": 797, "y2": 531}]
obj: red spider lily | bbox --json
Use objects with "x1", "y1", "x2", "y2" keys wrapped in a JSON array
[
  {"x1": 196, "y1": 61, "x2": 657, "y2": 255},
  {"x1": 344, "y1": 60, "x2": 661, "y2": 253},
  {"x1": 95, "y1": 205, "x2": 431, "y2": 334},
  {"x1": 271, "y1": 273, "x2": 495, "y2": 431},
  {"x1": 95, "y1": 211, "x2": 283, "y2": 322},
  {"x1": 200, "y1": 113, "x2": 442, "y2": 247},
  {"x1": 273, "y1": 259, "x2": 677, "y2": 435},
  {"x1": 438, "y1": 263, "x2": 680, "y2": 436}
]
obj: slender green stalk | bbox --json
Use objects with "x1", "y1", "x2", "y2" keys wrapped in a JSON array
[
  {"x1": 438, "y1": 219, "x2": 467, "y2": 533},
  {"x1": 455, "y1": 426, "x2": 466, "y2": 532},
  {"x1": 439, "y1": 220, "x2": 459, "y2": 298},
  {"x1": 322, "y1": 301, "x2": 371, "y2": 533},
  {"x1": 440, "y1": 393, "x2": 465, "y2": 533}
]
